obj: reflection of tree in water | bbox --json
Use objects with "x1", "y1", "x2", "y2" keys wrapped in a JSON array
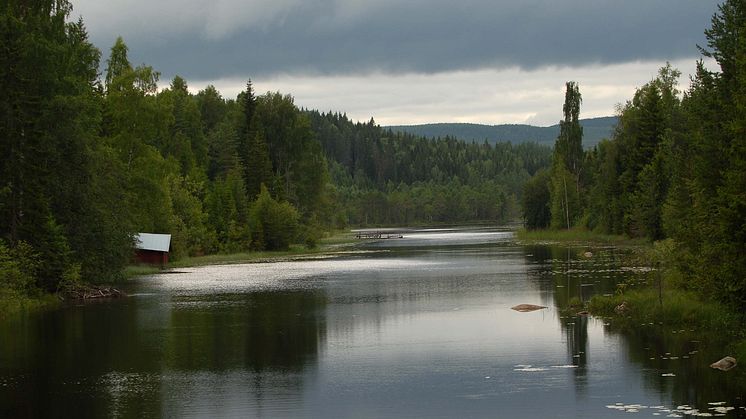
[
  {"x1": 158, "y1": 290, "x2": 328, "y2": 416},
  {"x1": 0, "y1": 298, "x2": 176, "y2": 417},
  {"x1": 522, "y1": 244, "x2": 636, "y2": 310},
  {"x1": 565, "y1": 314, "x2": 589, "y2": 396},
  {"x1": 522, "y1": 244, "x2": 641, "y2": 398},
  {"x1": 522, "y1": 243, "x2": 746, "y2": 412},
  {"x1": 164, "y1": 290, "x2": 327, "y2": 372}
]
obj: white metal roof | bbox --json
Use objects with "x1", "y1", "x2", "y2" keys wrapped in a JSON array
[{"x1": 135, "y1": 233, "x2": 171, "y2": 252}]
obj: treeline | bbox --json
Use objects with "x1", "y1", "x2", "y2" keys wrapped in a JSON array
[
  {"x1": 0, "y1": 1, "x2": 552, "y2": 296},
  {"x1": 309, "y1": 111, "x2": 550, "y2": 225},
  {"x1": 522, "y1": 0, "x2": 746, "y2": 310}
]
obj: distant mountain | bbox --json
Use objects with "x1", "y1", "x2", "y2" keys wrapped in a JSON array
[{"x1": 387, "y1": 116, "x2": 618, "y2": 148}]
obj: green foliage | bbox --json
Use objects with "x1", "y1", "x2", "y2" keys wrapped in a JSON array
[
  {"x1": 549, "y1": 164, "x2": 581, "y2": 229},
  {"x1": 547, "y1": 82, "x2": 585, "y2": 230},
  {"x1": 543, "y1": 2, "x2": 746, "y2": 311},
  {"x1": 0, "y1": 241, "x2": 38, "y2": 296},
  {"x1": 521, "y1": 168, "x2": 551, "y2": 229},
  {"x1": 555, "y1": 81, "x2": 584, "y2": 177},
  {"x1": 168, "y1": 174, "x2": 215, "y2": 258},
  {"x1": 249, "y1": 186, "x2": 300, "y2": 251},
  {"x1": 0, "y1": 1, "x2": 133, "y2": 290},
  {"x1": 244, "y1": 130, "x2": 274, "y2": 199},
  {"x1": 0, "y1": 0, "x2": 558, "y2": 295},
  {"x1": 588, "y1": 287, "x2": 741, "y2": 334},
  {"x1": 307, "y1": 111, "x2": 548, "y2": 226},
  {"x1": 205, "y1": 169, "x2": 251, "y2": 252}
]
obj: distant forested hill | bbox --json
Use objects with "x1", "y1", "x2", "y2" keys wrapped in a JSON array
[{"x1": 388, "y1": 116, "x2": 617, "y2": 148}]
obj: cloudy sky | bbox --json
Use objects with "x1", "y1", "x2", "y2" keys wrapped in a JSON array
[{"x1": 71, "y1": 0, "x2": 720, "y2": 126}]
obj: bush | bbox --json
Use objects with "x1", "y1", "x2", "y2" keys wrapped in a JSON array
[
  {"x1": 0, "y1": 241, "x2": 39, "y2": 296},
  {"x1": 249, "y1": 185, "x2": 300, "y2": 251}
]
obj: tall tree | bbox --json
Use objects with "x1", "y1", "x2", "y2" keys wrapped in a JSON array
[
  {"x1": 237, "y1": 81, "x2": 258, "y2": 191},
  {"x1": 549, "y1": 82, "x2": 584, "y2": 229},
  {"x1": 555, "y1": 81, "x2": 584, "y2": 182},
  {"x1": 0, "y1": 1, "x2": 133, "y2": 288},
  {"x1": 244, "y1": 129, "x2": 274, "y2": 199}
]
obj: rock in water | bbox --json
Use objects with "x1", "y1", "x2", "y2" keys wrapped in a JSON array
[
  {"x1": 710, "y1": 356, "x2": 737, "y2": 371},
  {"x1": 511, "y1": 304, "x2": 547, "y2": 312}
]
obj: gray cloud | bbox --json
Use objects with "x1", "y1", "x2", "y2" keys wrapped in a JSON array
[{"x1": 73, "y1": 0, "x2": 719, "y2": 81}]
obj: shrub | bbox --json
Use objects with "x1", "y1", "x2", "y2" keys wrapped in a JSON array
[
  {"x1": 249, "y1": 185, "x2": 300, "y2": 251},
  {"x1": 0, "y1": 241, "x2": 39, "y2": 296}
]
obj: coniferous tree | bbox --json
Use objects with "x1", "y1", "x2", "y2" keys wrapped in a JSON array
[
  {"x1": 245, "y1": 130, "x2": 274, "y2": 199},
  {"x1": 0, "y1": 1, "x2": 133, "y2": 289},
  {"x1": 237, "y1": 81, "x2": 258, "y2": 192}
]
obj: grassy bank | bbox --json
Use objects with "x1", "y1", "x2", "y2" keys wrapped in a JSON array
[
  {"x1": 515, "y1": 227, "x2": 648, "y2": 246},
  {"x1": 588, "y1": 286, "x2": 746, "y2": 363},
  {"x1": 0, "y1": 231, "x2": 360, "y2": 318},
  {"x1": 521, "y1": 228, "x2": 746, "y2": 362},
  {"x1": 130, "y1": 230, "x2": 360, "y2": 272}
]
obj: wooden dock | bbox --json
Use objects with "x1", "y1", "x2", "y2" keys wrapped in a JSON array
[{"x1": 354, "y1": 231, "x2": 404, "y2": 240}]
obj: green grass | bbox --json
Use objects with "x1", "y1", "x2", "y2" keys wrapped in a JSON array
[
  {"x1": 589, "y1": 288, "x2": 739, "y2": 329},
  {"x1": 123, "y1": 265, "x2": 162, "y2": 278},
  {"x1": 515, "y1": 227, "x2": 648, "y2": 246},
  {"x1": 588, "y1": 286, "x2": 746, "y2": 356}
]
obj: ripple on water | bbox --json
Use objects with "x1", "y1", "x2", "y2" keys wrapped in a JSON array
[{"x1": 140, "y1": 258, "x2": 446, "y2": 295}]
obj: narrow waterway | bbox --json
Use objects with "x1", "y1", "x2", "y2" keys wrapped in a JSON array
[{"x1": 1, "y1": 227, "x2": 743, "y2": 418}]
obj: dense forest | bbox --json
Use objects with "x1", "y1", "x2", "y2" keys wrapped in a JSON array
[
  {"x1": 308, "y1": 112, "x2": 549, "y2": 225},
  {"x1": 0, "y1": 1, "x2": 550, "y2": 298},
  {"x1": 522, "y1": 0, "x2": 746, "y2": 311}
]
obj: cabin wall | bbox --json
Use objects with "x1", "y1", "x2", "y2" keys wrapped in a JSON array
[{"x1": 135, "y1": 250, "x2": 169, "y2": 266}]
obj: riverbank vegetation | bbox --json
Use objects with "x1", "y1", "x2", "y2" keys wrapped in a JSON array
[
  {"x1": 521, "y1": 0, "x2": 746, "y2": 314},
  {"x1": 588, "y1": 287, "x2": 746, "y2": 363},
  {"x1": 515, "y1": 227, "x2": 647, "y2": 246},
  {"x1": 0, "y1": 0, "x2": 552, "y2": 311}
]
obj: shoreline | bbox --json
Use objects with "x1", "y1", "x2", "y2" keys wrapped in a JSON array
[
  {"x1": 126, "y1": 230, "x2": 362, "y2": 275},
  {"x1": 517, "y1": 227, "x2": 746, "y2": 363},
  {"x1": 514, "y1": 226, "x2": 649, "y2": 247}
]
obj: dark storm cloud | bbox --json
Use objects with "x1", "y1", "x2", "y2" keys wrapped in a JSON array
[{"x1": 75, "y1": 0, "x2": 720, "y2": 80}]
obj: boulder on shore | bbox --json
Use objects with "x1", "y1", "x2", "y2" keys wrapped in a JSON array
[
  {"x1": 710, "y1": 356, "x2": 737, "y2": 371},
  {"x1": 511, "y1": 304, "x2": 547, "y2": 312}
]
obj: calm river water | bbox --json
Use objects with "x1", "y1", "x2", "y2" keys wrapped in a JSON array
[{"x1": 1, "y1": 227, "x2": 744, "y2": 418}]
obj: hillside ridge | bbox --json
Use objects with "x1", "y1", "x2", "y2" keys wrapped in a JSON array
[{"x1": 387, "y1": 116, "x2": 617, "y2": 148}]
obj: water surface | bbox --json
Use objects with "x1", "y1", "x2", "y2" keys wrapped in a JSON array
[{"x1": 1, "y1": 227, "x2": 744, "y2": 418}]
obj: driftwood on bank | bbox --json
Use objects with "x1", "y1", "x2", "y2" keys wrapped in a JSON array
[{"x1": 59, "y1": 284, "x2": 125, "y2": 301}]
